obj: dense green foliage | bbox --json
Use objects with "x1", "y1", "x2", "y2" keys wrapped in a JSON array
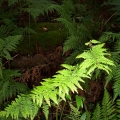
[{"x1": 0, "y1": 0, "x2": 120, "y2": 120}]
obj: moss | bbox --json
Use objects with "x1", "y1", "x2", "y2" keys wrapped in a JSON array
[
  {"x1": 17, "y1": 24, "x2": 67, "y2": 55},
  {"x1": 29, "y1": 22, "x2": 64, "y2": 33}
]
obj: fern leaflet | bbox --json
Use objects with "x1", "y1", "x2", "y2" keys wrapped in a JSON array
[
  {"x1": 91, "y1": 104, "x2": 101, "y2": 120},
  {"x1": 0, "y1": 95, "x2": 38, "y2": 120},
  {"x1": 0, "y1": 35, "x2": 22, "y2": 60},
  {"x1": 101, "y1": 89, "x2": 116, "y2": 120},
  {"x1": 77, "y1": 40, "x2": 114, "y2": 75}
]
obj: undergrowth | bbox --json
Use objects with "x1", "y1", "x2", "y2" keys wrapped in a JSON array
[{"x1": 0, "y1": 0, "x2": 120, "y2": 120}]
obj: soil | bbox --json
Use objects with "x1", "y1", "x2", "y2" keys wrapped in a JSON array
[{"x1": 7, "y1": 46, "x2": 64, "y2": 89}]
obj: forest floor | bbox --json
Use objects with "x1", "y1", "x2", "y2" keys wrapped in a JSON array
[{"x1": 6, "y1": 45, "x2": 112, "y2": 119}]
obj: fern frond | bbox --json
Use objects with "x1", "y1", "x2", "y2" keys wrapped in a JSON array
[
  {"x1": 0, "y1": 40, "x2": 114, "y2": 119},
  {"x1": 77, "y1": 40, "x2": 114, "y2": 75},
  {"x1": 0, "y1": 35, "x2": 22, "y2": 60},
  {"x1": 24, "y1": 0, "x2": 55, "y2": 20},
  {"x1": 42, "y1": 102, "x2": 49, "y2": 120},
  {"x1": 99, "y1": 32, "x2": 120, "y2": 43},
  {"x1": 0, "y1": 95, "x2": 38, "y2": 120},
  {"x1": 63, "y1": 36, "x2": 79, "y2": 53},
  {"x1": 106, "y1": 37, "x2": 120, "y2": 100},
  {"x1": 91, "y1": 104, "x2": 101, "y2": 120},
  {"x1": 66, "y1": 103, "x2": 81, "y2": 120},
  {"x1": 112, "y1": 65, "x2": 120, "y2": 100},
  {"x1": 85, "y1": 111, "x2": 91, "y2": 120},
  {"x1": 0, "y1": 69, "x2": 29, "y2": 102},
  {"x1": 31, "y1": 64, "x2": 89, "y2": 107},
  {"x1": 101, "y1": 89, "x2": 116, "y2": 120},
  {"x1": 114, "y1": 40, "x2": 120, "y2": 54},
  {"x1": 116, "y1": 99, "x2": 120, "y2": 119}
]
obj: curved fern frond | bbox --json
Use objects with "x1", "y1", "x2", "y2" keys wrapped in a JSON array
[
  {"x1": 0, "y1": 95, "x2": 38, "y2": 120},
  {"x1": 77, "y1": 40, "x2": 114, "y2": 75},
  {"x1": 31, "y1": 64, "x2": 89, "y2": 107},
  {"x1": 0, "y1": 40, "x2": 114, "y2": 119}
]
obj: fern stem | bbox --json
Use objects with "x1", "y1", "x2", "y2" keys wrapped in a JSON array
[
  {"x1": 56, "y1": 105, "x2": 59, "y2": 120},
  {"x1": 59, "y1": 101, "x2": 66, "y2": 120}
]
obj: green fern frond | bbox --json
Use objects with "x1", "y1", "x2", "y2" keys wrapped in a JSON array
[
  {"x1": 116, "y1": 99, "x2": 120, "y2": 119},
  {"x1": 42, "y1": 102, "x2": 49, "y2": 120},
  {"x1": 99, "y1": 32, "x2": 120, "y2": 43},
  {"x1": 66, "y1": 103, "x2": 81, "y2": 120},
  {"x1": 85, "y1": 111, "x2": 91, "y2": 120},
  {"x1": 101, "y1": 89, "x2": 116, "y2": 120},
  {"x1": 0, "y1": 95, "x2": 38, "y2": 120},
  {"x1": 77, "y1": 40, "x2": 114, "y2": 75},
  {"x1": 0, "y1": 40, "x2": 115, "y2": 119},
  {"x1": 114, "y1": 41, "x2": 120, "y2": 54},
  {"x1": 63, "y1": 36, "x2": 79, "y2": 53},
  {"x1": 106, "y1": 37, "x2": 120, "y2": 100},
  {"x1": 0, "y1": 69, "x2": 29, "y2": 102},
  {"x1": 24, "y1": 0, "x2": 55, "y2": 20},
  {"x1": 91, "y1": 104, "x2": 101, "y2": 120},
  {"x1": 31, "y1": 64, "x2": 89, "y2": 107},
  {"x1": 0, "y1": 35, "x2": 22, "y2": 60},
  {"x1": 112, "y1": 65, "x2": 120, "y2": 100}
]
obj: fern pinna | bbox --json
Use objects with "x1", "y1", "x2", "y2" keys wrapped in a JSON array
[
  {"x1": 0, "y1": 40, "x2": 114, "y2": 119},
  {"x1": 0, "y1": 35, "x2": 31, "y2": 119},
  {"x1": 91, "y1": 89, "x2": 116, "y2": 120}
]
